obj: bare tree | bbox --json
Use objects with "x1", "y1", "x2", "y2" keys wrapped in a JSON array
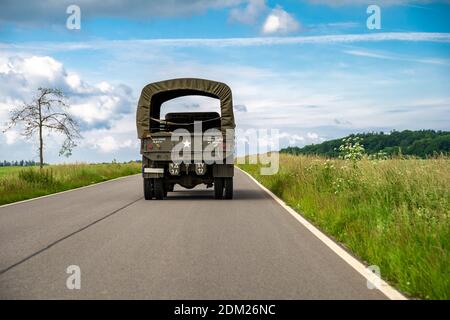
[{"x1": 3, "y1": 87, "x2": 81, "y2": 168}]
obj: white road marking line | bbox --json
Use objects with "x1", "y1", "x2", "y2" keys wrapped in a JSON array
[
  {"x1": 237, "y1": 167, "x2": 407, "y2": 300},
  {"x1": 0, "y1": 174, "x2": 140, "y2": 209}
]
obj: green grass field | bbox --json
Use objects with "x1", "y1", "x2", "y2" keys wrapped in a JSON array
[
  {"x1": 0, "y1": 166, "x2": 25, "y2": 177},
  {"x1": 238, "y1": 154, "x2": 449, "y2": 300},
  {"x1": 0, "y1": 163, "x2": 141, "y2": 206}
]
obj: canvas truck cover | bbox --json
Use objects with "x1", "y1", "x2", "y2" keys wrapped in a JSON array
[{"x1": 136, "y1": 78, "x2": 235, "y2": 139}]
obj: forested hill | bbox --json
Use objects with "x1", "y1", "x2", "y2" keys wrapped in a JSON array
[{"x1": 280, "y1": 130, "x2": 450, "y2": 158}]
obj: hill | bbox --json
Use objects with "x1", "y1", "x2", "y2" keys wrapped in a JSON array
[{"x1": 281, "y1": 130, "x2": 450, "y2": 158}]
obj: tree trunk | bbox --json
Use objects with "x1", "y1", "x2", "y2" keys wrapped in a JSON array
[
  {"x1": 38, "y1": 99, "x2": 43, "y2": 169},
  {"x1": 39, "y1": 124, "x2": 43, "y2": 169}
]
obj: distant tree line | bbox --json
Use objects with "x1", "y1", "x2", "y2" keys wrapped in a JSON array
[
  {"x1": 0, "y1": 160, "x2": 38, "y2": 167},
  {"x1": 281, "y1": 130, "x2": 450, "y2": 158}
]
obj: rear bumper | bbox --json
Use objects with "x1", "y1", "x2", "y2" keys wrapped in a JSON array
[
  {"x1": 142, "y1": 163, "x2": 233, "y2": 179},
  {"x1": 143, "y1": 168, "x2": 164, "y2": 174}
]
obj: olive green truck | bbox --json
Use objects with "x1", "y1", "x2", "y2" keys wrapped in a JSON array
[{"x1": 136, "y1": 78, "x2": 235, "y2": 200}]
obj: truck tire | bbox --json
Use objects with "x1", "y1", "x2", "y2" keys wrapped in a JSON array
[
  {"x1": 214, "y1": 177, "x2": 224, "y2": 199},
  {"x1": 143, "y1": 178, "x2": 153, "y2": 200},
  {"x1": 154, "y1": 179, "x2": 165, "y2": 200},
  {"x1": 224, "y1": 177, "x2": 233, "y2": 199}
]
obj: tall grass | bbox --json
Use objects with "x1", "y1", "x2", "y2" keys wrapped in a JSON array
[
  {"x1": 238, "y1": 154, "x2": 449, "y2": 299},
  {"x1": 0, "y1": 163, "x2": 141, "y2": 205}
]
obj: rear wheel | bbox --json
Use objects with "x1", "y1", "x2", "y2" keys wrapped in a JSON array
[
  {"x1": 224, "y1": 177, "x2": 233, "y2": 199},
  {"x1": 214, "y1": 177, "x2": 224, "y2": 199},
  {"x1": 143, "y1": 178, "x2": 153, "y2": 200},
  {"x1": 154, "y1": 179, "x2": 165, "y2": 200}
]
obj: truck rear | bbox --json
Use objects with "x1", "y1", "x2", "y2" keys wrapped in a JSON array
[{"x1": 136, "y1": 78, "x2": 235, "y2": 200}]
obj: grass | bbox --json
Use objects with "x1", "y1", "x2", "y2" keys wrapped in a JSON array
[
  {"x1": 0, "y1": 166, "x2": 25, "y2": 177},
  {"x1": 238, "y1": 154, "x2": 449, "y2": 300},
  {"x1": 0, "y1": 163, "x2": 141, "y2": 206}
]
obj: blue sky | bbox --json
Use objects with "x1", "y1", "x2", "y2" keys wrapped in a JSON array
[{"x1": 0, "y1": 0, "x2": 449, "y2": 163}]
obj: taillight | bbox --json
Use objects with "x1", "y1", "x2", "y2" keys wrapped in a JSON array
[{"x1": 146, "y1": 141, "x2": 153, "y2": 151}]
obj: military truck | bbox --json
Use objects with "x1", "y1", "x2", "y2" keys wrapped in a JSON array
[{"x1": 136, "y1": 78, "x2": 235, "y2": 200}]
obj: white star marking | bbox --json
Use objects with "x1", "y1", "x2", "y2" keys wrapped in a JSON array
[{"x1": 183, "y1": 140, "x2": 191, "y2": 148}]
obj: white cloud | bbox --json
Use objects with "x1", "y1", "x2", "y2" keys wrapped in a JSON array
[
  {"x1": 96, "y1": 81, "x2": 113, "y2": 92},
  {"x1": 4, "y1": 130, "x2": 20, "y2": 145},
  {"x1": 79, "y1": 113, "x2": 139, "y2": 154},
  {"x1": 345, "y1": 49, "x2": 450, "y2": 65},
  {"x1": 21, "y1": 56, "x2": 64, "y2": 81},
  {"x1": 279, "y1": 132, "x2": 305, "y2": 145},
  {"x1": 229, "y1": 0, "x2": 267, "y2": 24},
  {"x1": 0, "y1": 54, "x2": 134, "y2": 130},
  {"x1": 307, "y1": 132, "x2": 320, "y2": 140},
  {"x1": 6, "y1": 33, "x2": 447, "y2": 53},
  {"x1": 0, "y1": 55, "x2": 67, "y2": 99},
  {"x1": 262, "y1": 6, "x2": 300, "y2": 35},
  {"x1": 345, "y1": 50, "x2": 392, "y2": 59},
  {"x1": 89, "y1": 136, "x2": 134, "y2": 153},
  {"x1": 71, "y1": 96, "x2": 120, "y2": 125},
  {"x1": 66, "y1": 73, "x2": 81, "y2": 89},
  {"x1": 306, "y1": 21, "x2": 360, "y2": 33}
]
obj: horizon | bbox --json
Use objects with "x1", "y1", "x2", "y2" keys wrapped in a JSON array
[{"x1": 1, "y1": 128, "x2": 447, "y2": 164}]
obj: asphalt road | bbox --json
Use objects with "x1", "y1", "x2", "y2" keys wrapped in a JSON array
[{"x1": 0, "y1": 169, "x2": 388, "y2": 299}]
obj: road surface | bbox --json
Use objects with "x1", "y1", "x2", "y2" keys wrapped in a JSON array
[{"x1": 0, "y1": 169, "x2": 388, "y2": 299}]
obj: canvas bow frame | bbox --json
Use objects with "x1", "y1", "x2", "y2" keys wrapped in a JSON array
[{"x1": 136, "y1": 78, "x2": 235, "y2": 138}]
